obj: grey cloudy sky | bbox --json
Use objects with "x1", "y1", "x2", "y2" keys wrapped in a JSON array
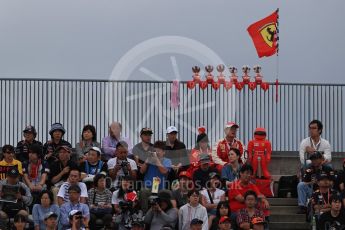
[{"x1": 0, "y1": 0, "x2": 344, "y2": 83}]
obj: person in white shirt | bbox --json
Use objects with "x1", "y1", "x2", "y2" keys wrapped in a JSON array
[
  {"x1": 200, "y1": 172, "x2": 226, "y2": 217},
  {"x1": 299, "y1": 120, "x2": 332, "y2": 166},
  {"x1": 57, "y1": 168, "x2": 88, "y2": 206},
  {"x1": 107, "y1": 141, "x2": 137, "y2": 189}
]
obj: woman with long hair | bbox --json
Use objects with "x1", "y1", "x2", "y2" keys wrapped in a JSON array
[
  {"x1": 111, "y1": 175, "x2": 134, "y2": 214},
  {"x1": 209, "y1": 201, "x2": 231, "y2": 230}
]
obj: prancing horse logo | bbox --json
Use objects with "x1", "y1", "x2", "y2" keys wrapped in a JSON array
[{"x1": 260, "y1": 23, "x2": 277, "y2": 47}]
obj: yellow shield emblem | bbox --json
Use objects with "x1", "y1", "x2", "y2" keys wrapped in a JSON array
[{"x1": 260, "y1": 23, "x2": 277, "y2": 47}]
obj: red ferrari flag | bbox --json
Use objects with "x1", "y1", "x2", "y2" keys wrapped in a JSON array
[{"x1": 247, "y1": 9, "x2": 279, "y2": 58}]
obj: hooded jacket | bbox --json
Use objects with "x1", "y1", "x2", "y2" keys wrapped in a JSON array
[{"x1": 178, "y1": 203, "x2": 208, "y2": 230}]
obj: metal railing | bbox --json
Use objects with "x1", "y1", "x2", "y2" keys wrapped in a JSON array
[{"x1": 0, "y1": 79, "x2": 344, "y2": 152}]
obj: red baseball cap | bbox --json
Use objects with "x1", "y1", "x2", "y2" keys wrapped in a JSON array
[
  {"x1": 225, "y1": 122, "x2": 239, "y2": 129},
  {"x1": 219, "y1": 216, "x2": 231, "y2": 224},
  {"x1": 179, "y1": 171, "x2": 192, "y2": 180}
]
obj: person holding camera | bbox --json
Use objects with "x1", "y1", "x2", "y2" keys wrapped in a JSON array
[
  {"x1": 144, "y1": 190, "x2": 178, "y2": 229},
  {"x1": 310, "y1": 173, "x2": 339, "y2": 224},
  {"x1": 59, "y1": 185, "x2": 90, "y2": 230},
  {"x1": 112, "y1": 175, "x2": 134, "y2": 214},
  {"x1": 297, "y1": 152, "x2": 333, "y2": 214},
  {"x1": 67, "y1": 210, "x2": 89, "y2": 230},
  {"x1": 108, "y1": 141, "x2": 137, "y2": 189},
  {"x1": 139, "y1": 140, "x2": 172, "y2": 212},
  {"x1": 114, "y1": 190, "x2": 144, "y2": 230},
  {"x1": 299, "y1": 120, "x2": 332, "y2": 167}
]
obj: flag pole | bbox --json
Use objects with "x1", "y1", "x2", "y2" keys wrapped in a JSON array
[{"x1": 275, "y1": 8, "x2": 279, "y2": 103}]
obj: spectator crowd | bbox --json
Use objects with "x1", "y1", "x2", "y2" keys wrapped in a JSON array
[{"x1": 0, "y1": 119, "x2": 343, "y2": 230}]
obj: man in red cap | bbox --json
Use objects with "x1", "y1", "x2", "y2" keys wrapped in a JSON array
[
  {"x1": 212, "y1": 122, "x2": 244, "y2": 166},
  {"x1": 172, "y1": 171, "x2": 194, "y2": 208}
]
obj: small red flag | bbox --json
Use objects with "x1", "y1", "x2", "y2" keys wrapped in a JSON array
[{"x1": 247, "y1": 10, "x2": 278, "y2": 58}]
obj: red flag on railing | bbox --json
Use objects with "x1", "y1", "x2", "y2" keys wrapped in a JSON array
[{"x1": 247, "y1": 9, "x2": 279, "y2": 58}]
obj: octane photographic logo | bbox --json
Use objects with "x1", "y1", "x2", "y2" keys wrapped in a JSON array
[{"x1": 107, "y1": 36, "x2": 235, "y2": 152}]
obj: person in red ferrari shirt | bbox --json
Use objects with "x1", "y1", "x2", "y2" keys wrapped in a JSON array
[
  {"x1": 212, "y1": 122, "x2": 244, "y2": 167},
  {"x1": 228, "y1": 164, "x2": 269, "y2": 214}
]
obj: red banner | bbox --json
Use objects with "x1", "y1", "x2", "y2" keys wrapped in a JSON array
[{"x1": 247, "y1": 10, "x2": 278, "y2": 58}]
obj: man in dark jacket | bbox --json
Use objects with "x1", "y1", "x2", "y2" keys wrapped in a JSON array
[
  {"x1": 43, "y1": 123, "x2": 72, "y2": 165},
  {"x1": 165, "y1": 126, "x2": 188, "y2": 182},
  {"x1": 16, "y1": 125, "x2": 42, "y2": 164}
]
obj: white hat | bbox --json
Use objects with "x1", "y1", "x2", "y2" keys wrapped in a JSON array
[
  {"x1": 88, "y1": 146, "x2": 102, "y2": 155},
  {"x1": 166, "y1": 126, "x2": 178, "y2": 134},
  {"x1": 68, "y1": 210, "x2": 82, "y2": 218},
  {"x1": 225, "y1": 122, "x2": 239, "y2": 129}
]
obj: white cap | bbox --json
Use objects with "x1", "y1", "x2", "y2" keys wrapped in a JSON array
[
  {"x1": 68, "y1": 210, "x2": 82, "y2": 218},
  {"x1": 225, "y1": 122, "x2": 239, "y2": 129},
  {"x1": 166, "y1": 126, "x2": 178, "y2": 134},
  {"x1": 89, "y1": 146, "x2": 102, "y2": 155}
]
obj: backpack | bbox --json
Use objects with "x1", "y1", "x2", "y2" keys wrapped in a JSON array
[{"x1": 278, "y1": 175, "x2": 298, "y2": 198}]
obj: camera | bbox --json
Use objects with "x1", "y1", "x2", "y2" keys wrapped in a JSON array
[
  {"x1": 149, "y1": 196, "x2": 160, "y2": 206},
  {"x1": 120, "y1": 160, "x2": 129, "y2": 167},
  {"x1": 118, "y1": 160, "x2": 130, "y2": 175},
  {"x1": 119, "y1": 200, "x2": 133, "y2": 210},
  {"x1": 148, "y1": 151, "x2": 157, "y2": 158}
]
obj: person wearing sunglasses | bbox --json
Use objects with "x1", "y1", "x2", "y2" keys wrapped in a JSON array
[{"x1": 0, "y1": 145, "x2": 23, "y2": 180}]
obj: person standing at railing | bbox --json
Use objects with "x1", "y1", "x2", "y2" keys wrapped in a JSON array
[
  {"x1": 212, "y1": 122, "x2": 244, "y2": 167},
  {"x1": 102, "y1": 122, "x2": 133, "y2": 162},
  {"x1": 299, "y1": 120, "x2": 332, "y2": 167},
  {"x1": 16, "y1": 125, "x2": 43, "y2": 164},
  {"x1": 43, "y1": 123, "x2": 72, "y2": 165}
]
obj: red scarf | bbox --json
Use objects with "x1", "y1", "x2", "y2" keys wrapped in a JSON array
[{"x1": 29, "y1": 160, "x2": 41, "y2": 180}]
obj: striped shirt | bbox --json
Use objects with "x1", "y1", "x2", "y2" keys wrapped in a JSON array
[{"x1": 88, "y1": 188, "x2": 112, "y2": 205}]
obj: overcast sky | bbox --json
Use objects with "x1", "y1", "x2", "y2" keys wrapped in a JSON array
[{"x1": 0, "y1": 0, "x2": 344, "y2": 83}]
